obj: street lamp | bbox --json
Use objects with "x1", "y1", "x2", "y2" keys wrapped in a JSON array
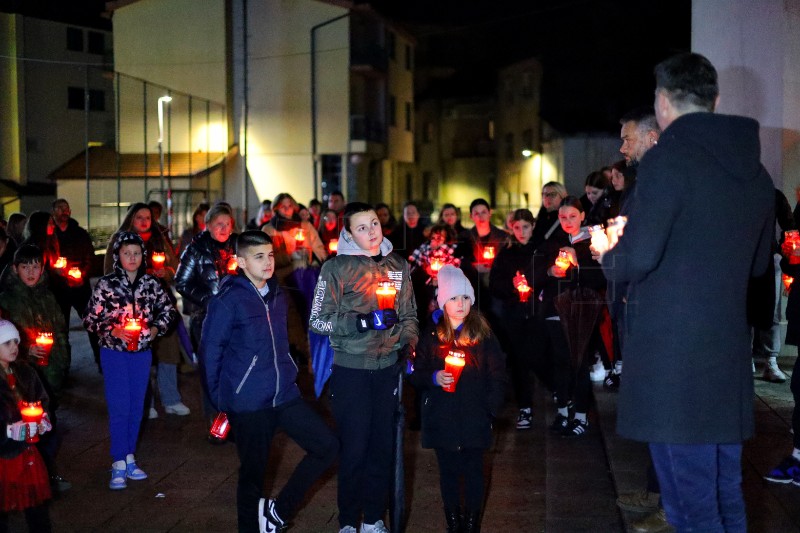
[{"x1": 157, "y1": 95, "x2": 172, "y2": 234}]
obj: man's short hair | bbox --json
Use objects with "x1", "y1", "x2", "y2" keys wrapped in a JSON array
[
  {"x1": 654, "y1": 53, "x2": 718, "y2": 113},
  {"x1": 469, "y1": 198, "x2": 490, "y2": 213},
  {"x1": 236, "y1": 230, "x2": 272, "y2": 256},
  {"x1": 620, "y1": 106, "x2": 660, "y2": 133},
  {"x1": 342, "y1": 202, "x2": 374, "y2": 233},
  {"x1": 148, "y1": 200, "x2": 163, "y2": 211},
  {"x1": 13, "y1": 244, "x2": 43, "y2": 266},
  {"x1": 52, "y1": 198, "x2": 69, "y2": 210}
]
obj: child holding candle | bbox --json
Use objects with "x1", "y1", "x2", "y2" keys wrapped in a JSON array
[
  {"x1": 531, "y1": 196, "x2": 607, "y2": 438},
  {"x1": 0, "y1": 320, "x2": 54, "y2": 532},
  {"x1": 309, "y1": 202, "x2": 418, "y2": 533},
  {"x1": 409, "y1": 265, "x2": 506, "y2": 533},
  {"x1": 409, "y1": 223, "x2": 461, "y2": 325},
  {"x1": 202, "y1": 230, "x2": 338, "y2": 533},
  {"x1": 488, "y1": 208, "x2": 548, "y2": 431},
  {"x1": 0, "y1": 244, "x2": 71, "y2": 492},
  {"x1": 84, "y1": 232, "x2": 177, "y2": 490}
]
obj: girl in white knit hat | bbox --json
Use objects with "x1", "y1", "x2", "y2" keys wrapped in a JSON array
[
  {"x1": 0, "y1": 319, "x2": 54, "y2": 532},
  {"x1": 408, "y1": 265, "x2": 507, "y2": 533}
]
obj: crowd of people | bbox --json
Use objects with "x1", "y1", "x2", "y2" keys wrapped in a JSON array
[{"x1": 0, "y1": 52, "x2": 796, "y2": 533}]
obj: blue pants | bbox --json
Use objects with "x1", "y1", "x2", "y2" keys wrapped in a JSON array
[
  {"x1": 101, "y1": 347, "x2": 152, "y2": 462},
  {"x1": 649, "y1": 442, "x2": 745, "y2": 533},
  {"x1": 229, "y1": 398, "x2": 338, "y2": 533},
  {"x1": 330, "y1": 365, "x2": 397, "y2": 528}
]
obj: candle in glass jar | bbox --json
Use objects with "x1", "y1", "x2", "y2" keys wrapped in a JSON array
[
  {"x1": 35, "y1": 332, "x2": 54, "y2": 367},
  {"x1": 328, "y1": 238, "x2": 338, "y2": 253},
  {"x1": 53, "y1": 256, "x2": 67, "y2": 270},
  {"x1": 430, "y1": 257, "x2": 444, "y2": 273},
  {"x1": 19, "y1": 401, "x2": 44, "y2": 443},
  {"x1": 209, "y1": 411, "x2": 230, "y2": 440},
  {"x1": 67, "y1": 267, "x2": 82, "y2": 281},
  {"x1": 783, "y1": 273, "x2": 794, "y2": 293},
  {"x1": 588, "y1": 224, "x2": 608, "y2": 254},
  {"x1": 516, "y1": 278, "x2": 532, "y2": 303},
  {"x1": 482, "y1": 246, "x2": 495, "y2": 261},
  {"x1": 123, "y1": 318, "x2": 142, "y2": 351},
  {"x1": 294, "y1": 229, "x2": 306, "y2": 244},
  {"x1": 606, "y1": 216, "x2": 628, "y2": 248},
  {"x1": 786, "y1": 230, "x2": 800, "y2": 265},
  {"x1": 227, "y1": 257, "x2": 238, "y2": 273},
  {"x1": 442, "y1": 350, "x2": 466, "y2": 393},
  {"x1": 376, "y1": 281, "x2": 397, "y2": 310},
  {"x1": 151, "y1": 252, "x2": 166, "y2": 268},
  {"x1": 554, "y1": 250, "x2": 571, "y2": 270}
]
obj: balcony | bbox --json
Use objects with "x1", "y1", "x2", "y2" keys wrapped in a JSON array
[{"x1": 350, "y1": 42, "x2": 388, "y2": 76}]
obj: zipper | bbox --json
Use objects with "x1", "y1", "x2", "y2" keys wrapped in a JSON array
[
  {"x1": 265, "y1": 300, "x2": 281, "y2": 407},
  {"x1": 235, "y1": 355, "x2": 258, "y2": 394}
]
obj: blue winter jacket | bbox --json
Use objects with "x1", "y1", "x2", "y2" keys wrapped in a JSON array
[{"x1": 201, "y1": 273, "x2": 300, "y2": 413}]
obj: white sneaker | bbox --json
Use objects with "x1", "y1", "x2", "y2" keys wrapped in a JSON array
[
  {"x1": 590, "y1": 362, "x2": 606, "y2": 382},
  {"x1": 763, "y1": 358, "x2": 787, "y2": 383},
  {"x1": 339, "y1": 528, "x2": 357, "y2": 533},
  {"x1": 360, "y1": 521, "x2": 390, "y2": 533},
  {"x1": 148, "y1": 407, "x2": 158, "y2": 419},
  {"x1": 164, "y1": 402, "x2": 191, "y2": 416}
]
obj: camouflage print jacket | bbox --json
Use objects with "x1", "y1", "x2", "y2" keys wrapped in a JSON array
[{"x1": 84, "y1": 264, "x2": 177, "y2": 352}]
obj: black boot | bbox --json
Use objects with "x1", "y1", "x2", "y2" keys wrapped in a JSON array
[
  {"x1": 463, "y1": 509, "x2": 481, "y2": 533},
  {"x1": 444, "y1": 507, "x2": 461, "y2": 533}
]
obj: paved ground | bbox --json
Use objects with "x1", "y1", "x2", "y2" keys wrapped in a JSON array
[{"x1": 9, "y1": 311, "x2": 800, "y2": 532}]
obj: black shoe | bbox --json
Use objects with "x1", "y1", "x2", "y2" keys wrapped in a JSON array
[
  {"x1": 50, "y1": 475, "x2": 72, "y2": 492},
  {"x1": 444, "y1": 506, "x2": 461, "y2": 533},
  {"x1": 561, "y1": 418, "x2": 588, "y2": 437},
  {"x1": 550, "y1": 413, "x2": 569, "y2": 433},
  {"x1": 462, "y1": 509, "x2": 481, "y2": 533},
  {"x1": 603, "y1": 372, "x2": 620, "y2": 391}
]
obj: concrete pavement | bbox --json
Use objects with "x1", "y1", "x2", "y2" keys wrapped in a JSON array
[{"x1": 9, "y1": 311, "x2": 800, "y2": 532}]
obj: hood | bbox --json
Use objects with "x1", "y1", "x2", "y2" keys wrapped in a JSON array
[
  {"x1": 335, "y1": 227, "x2": 394, "y2": 257},
  {"x1": 219, "y1": 270, "x2": 279, "y2": 297},
  {"x1": 111, "y1": 231, "x2": 147, "y2": 278},
  {"x1": 660, "y1": 112, "x2": 762, "y2": 182}
]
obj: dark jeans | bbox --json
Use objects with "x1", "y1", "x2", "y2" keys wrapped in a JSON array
[
  {"x1": 435, "y1": 448, "x2": 484, "y2": 512},
  {"x1": 191, "y1": 310, "x2": 217, "y2": 418},
  {"x1": 649, "y1": 442, "x2": 745, "y2": 533},
  {"x1": 53, "y1": 281, "x2": 99, "y2": 371},
  {"x1": 329, "y1": 365, "x2": 397, "y2": 528},
  {"x1": 229, "y1": 398, "x2": 338, "y2": 533}
]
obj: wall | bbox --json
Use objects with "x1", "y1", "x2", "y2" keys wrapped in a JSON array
[
  {"x1": 692, "y1": 0, "x2": 800, "y2": 194},
  {"x1": 0, "y1": 13, "x2": 24, "y2": 182}
]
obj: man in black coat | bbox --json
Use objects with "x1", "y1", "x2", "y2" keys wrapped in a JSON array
[
  {"x1": 52, "y1": 198, "x2": 100, "y2": 372},
  {"x1": 599, "y1": 53, "x2": 774, "y2": 530}
]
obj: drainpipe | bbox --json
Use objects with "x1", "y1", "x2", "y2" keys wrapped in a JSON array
[{"x1": 311, "y1": 12, "x2": 349, "y2": 199}]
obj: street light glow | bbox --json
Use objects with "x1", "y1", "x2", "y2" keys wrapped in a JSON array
[
  {"x1": 157, "y1": 95, "x2": 172, "y2": 143},
  {"x1": 521, "y1": 149, "x2": 533, "y2": 158}
]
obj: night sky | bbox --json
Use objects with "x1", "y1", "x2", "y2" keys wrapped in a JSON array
[
  {"x1": 363, "y1": 0, "x2": 692, "y2": 133},
  {"x1": 3, "y1": 0, "x2": 691, "y2": 133}
]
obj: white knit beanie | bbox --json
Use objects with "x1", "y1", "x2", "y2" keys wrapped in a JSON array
[
  {"x1": 436, "y1": 265, "x2": 475, "y2": 309},
  {"x1": 0, "y1": 320, "x2": 20, "y2": 345}
]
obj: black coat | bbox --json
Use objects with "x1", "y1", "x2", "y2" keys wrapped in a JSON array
[
  {"x1": 0, "y1": 362, "x2": 49, "y2": 459},
  {"x1": 488, "y1": 239, "x2": 536, "y2": 311},
  {"x1": 602, "y1": 112, "x2": 774, "y2": 444},
  {"x1": 409, "y1": 320, "x2": 506, "y2": 451},
  {"x1": 175, "y1": 231, "x2": 237, "y2": 309}
]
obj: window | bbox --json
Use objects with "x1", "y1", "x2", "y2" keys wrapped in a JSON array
[
  {"x1": 405, "y1": 44, "x2": 412, "y2": 70},
  {"x1": 521, "y1": 71, "x2": 534, "y2": 98},
  {"x1": 423, "y1": 122, "x2": 433, "y2": 143},
  {"x1": 389, "y1": 95, "x2": 396, "y2": 127},
  {"x1": 87, "y1": 31, "x2": 105, "y2": 55},
  {"x1": 405, "y1": 102, "x2": 412, "y2": 132},
  {"x1": 88, "y1": 89, "x2": 106, "y2": 111},
  {"x1": 504, "y1": 133, "x2": 514, "y2": 160},
  {"x1": 387, "y1": 31, "x2": 396, "y2": 61},
  {"x1": 68, "y1": 87, "x2": 106, "y2": 111},
  {"x1": 66, "y1": 27, "x2": 83, "y2": 51}
]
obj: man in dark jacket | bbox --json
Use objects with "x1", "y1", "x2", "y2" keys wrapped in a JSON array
[
  {"x1": 51, "y1": 199, "x2": 99, "y2": 372},
  {"x1": 600, "y1": 53, "x2": 774, "y2": 530},
  {"x1": 202, "y1": 231, "x2": 337, "y2": 533}
]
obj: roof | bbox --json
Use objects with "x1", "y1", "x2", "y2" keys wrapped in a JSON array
[{"x1": 49, "y1": 145, "x2": 234, "y2": 180}]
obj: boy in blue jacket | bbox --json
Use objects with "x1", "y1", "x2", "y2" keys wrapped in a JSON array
[{"x1": 201, "y1": 231, "x2": 338, "y2": 533}]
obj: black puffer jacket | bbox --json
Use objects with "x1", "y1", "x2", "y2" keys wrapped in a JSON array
[
  {"x1": 0, "y1": 362, "x2": 50, "y2": 459},
  {"x1": 409, "y1": 315, "x2": 506, "y2": 451},
  {"x1": 175, "y1": 231, "x2": 237, "y2": 309}
]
